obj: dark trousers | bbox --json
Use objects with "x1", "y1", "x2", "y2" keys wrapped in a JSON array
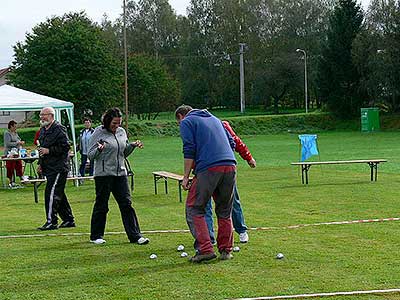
[
  {"x1": 44, "y1": 172, "x2": 74, "y2": 225},
  {"x1": 79, "y1": 154, "x2": 93, "y2": 176},
  {"x1": 186, "y1": 165, "x2": 236, "y2": 254},
  {"x1": 90, "y1": 176, "x2": 142, "y2": 242}
]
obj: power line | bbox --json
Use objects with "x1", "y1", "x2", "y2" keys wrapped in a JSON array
[{"x1": 158, "y1": 52, "x2": 239, "y2": 60}]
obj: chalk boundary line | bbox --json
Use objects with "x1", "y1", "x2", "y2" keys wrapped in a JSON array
[
  {"x1": 229, "y1": 288, "x2": 400, "y2": 300},
  {"x1": 0, "y1": 217, "x2": 399, "y2": 240}
]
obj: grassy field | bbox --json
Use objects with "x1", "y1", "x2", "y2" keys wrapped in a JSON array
[{"x1": 1, "y1": 131, "x2": 400, "y2": 300}]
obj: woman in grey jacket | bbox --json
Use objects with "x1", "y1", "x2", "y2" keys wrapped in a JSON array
[{"x1": 87, "y1": 107, "x2": 149, "y2": 245}]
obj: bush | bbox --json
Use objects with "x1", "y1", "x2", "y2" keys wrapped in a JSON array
[
  {"x1": 2, "y1": 113, "x2": 398, "y2": 146},
  {"x1": 126, "y1": 112, "x2": 353, "y2": 137}
]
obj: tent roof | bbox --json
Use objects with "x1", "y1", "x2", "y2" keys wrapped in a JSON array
[{"x1": 0, "y1": 84, "x2": 73, "y2": 111}]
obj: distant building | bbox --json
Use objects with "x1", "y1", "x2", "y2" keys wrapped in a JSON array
[
  {"x1": 0, "y1": 68, "x2": 31, "y2": 128},
  {"x1": 0, "y1": 67, "x2": 10, "y2": 86}
]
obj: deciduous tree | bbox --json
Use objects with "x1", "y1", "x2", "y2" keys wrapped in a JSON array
[
  {"x1": 317, "y1": 0, "x2": 364, "y2": 118},
  {"x1": 127, "y1": 54, "x2": 180, "y2": 119},
  {"x1": 9, "y1": 12, "x2": 122, "y2": 119}
]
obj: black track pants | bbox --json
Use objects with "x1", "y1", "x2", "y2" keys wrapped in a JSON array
[
  {"x1": 44, "y1": 172, "x2": 74, "y2": 224},
  {"x1": 90, "y1": 176, "x2": 142, "y2": 242}
]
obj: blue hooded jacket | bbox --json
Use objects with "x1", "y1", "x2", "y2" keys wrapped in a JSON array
[{"x1": 179, "y1": 109, "x2": 236, "y2": 174}]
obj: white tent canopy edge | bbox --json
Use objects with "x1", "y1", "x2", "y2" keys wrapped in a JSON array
[{"x1": 0, "y1": 84, "x2": 79, "y2": 177}]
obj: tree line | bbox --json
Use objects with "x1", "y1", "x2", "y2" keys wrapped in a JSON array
[{"x1": 9, "y1": 0, "x2": 400, "y2": 120}]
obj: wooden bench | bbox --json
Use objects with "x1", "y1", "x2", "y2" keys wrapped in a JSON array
[
  {"x1": 22, "y1": 176, "x2": 94, "y2": 203},
  {"x1": 24, "y1": 171, "x2": 134, "y2": 203},
  {"x1": 152, "y1": 171, "x2": 193, "y2": 202},
  {"x1": 291, "y1": 159, "x2": 387, "y2": 184}
]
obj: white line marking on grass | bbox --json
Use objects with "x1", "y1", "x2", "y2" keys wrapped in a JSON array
[
  {"x1": 230, "y1": 288, "x2": 400, "y2": 300},
  {"x1": 0, "y1": 229, "x2": 190, "y2": 239},
  {"x1": 250, "y1": 217, "x2": 400, "y2": 231},
  {"x1": 0, "y1": 217, "x2": 398, "y2": 239}
]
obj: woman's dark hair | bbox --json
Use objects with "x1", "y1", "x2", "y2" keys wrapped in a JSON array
[
  {"x1": 83, "y1": 117, "x2": 92, "y2": 123},
  {"x1": 8, "y1": 120, "x2": 17, "y2": 129},
  {"x1": 102, "y1": 107, "x2": 122, "y2": 130}
]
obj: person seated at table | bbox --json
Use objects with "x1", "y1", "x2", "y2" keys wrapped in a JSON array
[{"x1": 3, "y1": 120, "x2": 25, "y2": 187}]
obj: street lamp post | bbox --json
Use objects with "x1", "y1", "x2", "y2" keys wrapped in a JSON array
[
  {"x1": 239, "y1": 43, "x2": 246, "y2": 114},
  {"x1": 296, "y1": 48, "x2": 308, "y2": 113},
  {"x1": 123, "y1": 0, "x2": 129, "y2": 134}
]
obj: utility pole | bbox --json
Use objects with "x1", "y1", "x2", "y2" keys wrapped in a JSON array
[
  {"x1": 239, "y1": 43, "x2": 246, "y2": 114},
  {"x1": 123, "y1": 0, "x2": 129, "y2": 133},
  {"x1": 296, "y1": 48, "x2": 308, "y2": 113}
]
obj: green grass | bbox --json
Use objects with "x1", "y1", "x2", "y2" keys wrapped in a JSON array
[{"x1": 1, "y1": 131, "x2": 400, "y2": 299}]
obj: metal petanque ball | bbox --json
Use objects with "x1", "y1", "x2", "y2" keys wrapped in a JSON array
[
  {"x1": 180, "y1": 252, "x2": 188, "y2": 258},
  {"x1": 276, "y1": 253, "x2": 284, "y2": 259},
  {"x1": 149, "y1": 253, "x2": 157, "y2": 259},
  {"x1": 233, "y1": 246, "x2": 240, "y2": 252},
  {"x1": 177, "y1": 245, "x2": 185, "y2": 251}
]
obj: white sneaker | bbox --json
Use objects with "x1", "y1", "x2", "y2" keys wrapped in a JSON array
[
  {"x1": 90, "y1": 238, "x2": 106, "y2": 244},
  {"x1": 137, "y1": 237, "x2": 150, "y2": 245},
  {"x1": 8, "y1": 182, "x2": 18, "y2": 189},
  {"x1": 239, "y1": 232, "x2": 249, "y2": 243},
  {"x1": 22, "y1": 176, "x2": 29, "y2": 182}
]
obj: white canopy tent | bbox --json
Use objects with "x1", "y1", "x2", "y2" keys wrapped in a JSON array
[{"x1": 0, "y1": 84, "x2": 79, "y2": 176}]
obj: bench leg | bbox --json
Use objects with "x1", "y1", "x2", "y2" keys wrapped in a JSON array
[
  {"x1": 368, "y1": 162, "x2": 379, "y2": 181},
  {"x1": 369, "y1": 162, "x2": 372, "y2": 181},
  {"x1": 370, "y1": 162, "x2": 379, "y2": 181},
  {"x1": 305, "y1": 165, "x2": 308, "y2": 184},
  {"x1": 154, "y1": 175, "x2": 169, "y2": 195},
  {"x1": 301, "y1": 164, "x2": 311, "y2": 184},
  {"x1": 154, "y1": 175, "x2": 158, "y2": 194},
  {"x1": 34, "y1": 183, "x2": 39, "y2": 203},
  {"x1": 178, "y1": 181, "x2": 182, "y2": 203}
]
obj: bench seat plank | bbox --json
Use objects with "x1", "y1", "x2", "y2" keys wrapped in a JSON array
[
  {"x1": 291, "y1": 159, "x2": 387, "y2": 184},
  {"x1": 291, "y1": 159, "x2": 387, "y2": 166},
  {"x1": 152, "y1": 171, "x2": 185, "y2": 181},
  {"x1": 22, "y1": 176, "x2": 97, "y2": 203}
]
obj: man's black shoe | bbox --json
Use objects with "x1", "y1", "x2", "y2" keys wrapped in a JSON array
[
  {"x1": 189, "y1": 252, "x2": 217, "y2": 263},
  {"x1": 59, "y1": 220, "x2": 76, "y2": 228},
  {"x1": 37, "y1": 223, "x2": 58, "y2": 231}
]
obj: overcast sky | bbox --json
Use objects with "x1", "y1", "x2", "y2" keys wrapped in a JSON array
[{"x1": 0, "y1": 0, "x2": 370, "y2": 68}]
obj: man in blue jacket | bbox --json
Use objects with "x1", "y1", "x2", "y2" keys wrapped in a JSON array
[{"x1": 175, "y1": 105, "x2": 236, "y2": 263}]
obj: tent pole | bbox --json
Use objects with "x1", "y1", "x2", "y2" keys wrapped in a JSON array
[{"x1": 66, "y1": 108, "x2": 79, "y2": 184}]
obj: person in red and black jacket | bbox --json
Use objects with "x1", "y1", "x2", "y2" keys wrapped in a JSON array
[{"x1": 205, "y1": 121, "x2": 256, "y2": 244}]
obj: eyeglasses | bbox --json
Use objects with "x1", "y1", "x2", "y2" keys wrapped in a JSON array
[{"x1": 39, "y1": 113, "x2": 52, "y2": 117}]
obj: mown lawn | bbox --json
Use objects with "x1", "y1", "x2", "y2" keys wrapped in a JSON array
[{"x1": 1, "y1": 131, "x2": 400, "y2": 300}]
